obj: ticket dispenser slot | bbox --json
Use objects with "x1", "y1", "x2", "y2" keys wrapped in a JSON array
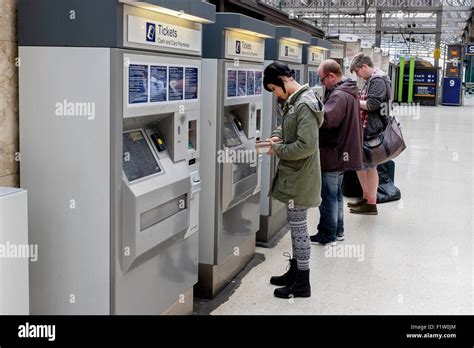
[
  {"x1": 255, "y1": 109, "x2": 262, "y2": 140},
  {"x1": 188, "y1": 120, "x2": 197, "y2": 151},
  {"x1": 253, "y1": 107, "x2": 263, "y2": 195},
  {"x1": 221, "y1": 111, "x2": 258, "y2": 212},
  {"x1": 186, "y1": 110, "x2": 200, "y2": 166}
]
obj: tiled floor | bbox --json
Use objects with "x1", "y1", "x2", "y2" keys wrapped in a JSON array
[{"x1": 210, "y1": 97, "x2": 474, "y2": 315}]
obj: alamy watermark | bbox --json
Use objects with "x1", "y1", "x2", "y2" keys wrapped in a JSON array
[
  {"x1": 55, "y1": 99, "x2": 96, "y2": 120},
  {"x1": 217, "y1": 148, "x2": 258, "y2": 167},
  {"x1": 325, "y1": 244, "x2": 365, "y2": 262},
  {"x1": 0, "y1": 242, "x2": 38, "y2": 262},
  {"x1": 18, "y1": 322, "x2": 55, "y2": 342},
  {"x1": 381, "y1": 101, "x2": 420, "y2": 119}
]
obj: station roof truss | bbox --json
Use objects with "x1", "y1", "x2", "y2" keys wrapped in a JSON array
[{"x1": 259, "y1": 0, "x2": 473, "y2": 58}]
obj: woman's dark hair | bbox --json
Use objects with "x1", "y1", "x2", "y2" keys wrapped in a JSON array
[{"x1": 263, "y1": 61, "x2": 295, "y2": 93}]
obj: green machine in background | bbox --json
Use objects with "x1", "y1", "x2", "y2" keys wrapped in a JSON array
[
  {"x1": 397, "y1": 57, "x2": 406, "y2": 102},
  {"x1": 464, "y1": 43, "x2": 474, "y2": 95}
]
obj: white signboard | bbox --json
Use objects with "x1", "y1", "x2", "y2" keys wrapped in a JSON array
[
  {"x1": 344, "y1": 41, "x2": 360, "y2": 79},
  {"x1": 226, "y1": 30, "x2": 265, "y2": 62},
  {"x1": 381, "y1": 54, "x2": 390, "y2": 73},
  {"x1": 279, "y1": 39, "x2": 303, "y2": 62},
  {"x1": 345, "y1": 41, "x2": 360, "y2": 62},
  {"x1": 373, "y1": 51, "x2": 382, "y2": 69},
  {"x1": 361, "y1": 41, "x2": 373, "y2": 49},
  {"x1": 128, "y1": 15, "x2": 201, "y2": 53},
  {"x1": 339, "y1": 34, "x2": 359, "y2": 42},
  {"x1": 330, "y1": 44, "x2": 344, "y2": 59},
  {"x1": 362, "y1": 47, "x2": 374, "y2": 60}
]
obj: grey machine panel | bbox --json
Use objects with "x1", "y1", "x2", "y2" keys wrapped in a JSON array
[
  {"x1": 0, "y1": 188, "x2": 29, "y2": 315},
  {"x1": 200, "y1": 59, "x2": 263, "y2": 265},
  {"x1": 199, "y1": 59, "x2": 219, "y2": 266},
  {"x1": 19, "y1": 46, "x2": 112, "y2": 314},
  {"x1": 19, "y1": 0, "x2": 212, "y2": 314},
  {"x1": 111, "y1": 49, "x2": 200, "y2": 314},
  {"x1": 199, "y1": 13, "x2": 274, "y2": 269}
]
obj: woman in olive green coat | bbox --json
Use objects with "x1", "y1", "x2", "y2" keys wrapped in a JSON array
[{"x1": 263, "y1": 61, "x2": 324, "y2": 299}]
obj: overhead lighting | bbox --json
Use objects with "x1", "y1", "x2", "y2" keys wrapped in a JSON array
[
  {"x1": 281, "y1": 37, "x2": 310, "y2": 44},
  {"x1": 228, "y1": 28, "x2": 273, "y2": 39},
  {"x1": 119, "y1": 1, "x2": 213, "y2": 23}
]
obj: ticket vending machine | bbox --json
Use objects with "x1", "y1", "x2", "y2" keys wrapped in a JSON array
[
  {"x1": 259, "y1": 26, "x2": 311, "y2": 244},
  {"x1": 303, "y1": 37, "x2": 331, "y2": 99},
  {"x1": 197, "y1": 13, "x2": 275, "y2": 298},
  {"x1": 19, "y1": 0, "x2": 215, "y2": 314}
]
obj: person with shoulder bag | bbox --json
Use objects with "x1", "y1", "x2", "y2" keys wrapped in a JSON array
[
  {"x1": 262, "y1": 61, "x2": 324, "y2": 299},
  {"x1": 348, "y1": 53, "x2": 393, "y2": 215}
]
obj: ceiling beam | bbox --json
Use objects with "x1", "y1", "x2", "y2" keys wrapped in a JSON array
[{"x1": 281, "y1": 5, "x2": 470, "y2": 12}]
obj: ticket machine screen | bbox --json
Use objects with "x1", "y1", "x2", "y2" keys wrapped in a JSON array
[{"x1": 123, "y1": 130, "x2": 161, "y2": 182}]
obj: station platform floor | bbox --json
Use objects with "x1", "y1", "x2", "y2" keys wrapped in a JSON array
[{"x1": 205, "y1": 97, "x2": 474, "y2": 315}]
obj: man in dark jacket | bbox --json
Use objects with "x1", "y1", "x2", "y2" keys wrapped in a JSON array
[{"x1": 310, "y1": 59, "x2": 363, "y2": 245}]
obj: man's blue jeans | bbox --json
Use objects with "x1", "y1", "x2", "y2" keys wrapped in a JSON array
[{"x1": 317, "y1": 171, "x2": 344, "y2": 243}]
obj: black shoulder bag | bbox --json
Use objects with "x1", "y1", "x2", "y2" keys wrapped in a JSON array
[{"x1": 363, "y1": 74, "x2": 407, "y2": 165}]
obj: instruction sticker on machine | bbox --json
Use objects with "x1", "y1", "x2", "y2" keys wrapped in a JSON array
[
  {"x1": 150, "y1": 66, "x2": 167, "y2": 103},
  {"x1": 294, "y1": 69, "x2": 301, "y2": 84},
  {"x1": 255, "y1": 71, "x2": 263, "y2": 95},
  {"x1": 227, "y1": 69, "x2": 263, "y2": 99},
  {"x1": 247, "y1": 71, "x2": 255, "y2": 96},
  {"x1": 185, "y1": 67, "x2": 199, "y2": 100},
  {"x1": 169, "y1": 66, "x2": 184, "y2": 101},
  {"x1": 128, "y1": 62, "x2": 199, "y2": 106},
  {"x1": 237, "y1": 70, "x2": 246, "y2": 97},
  {"x1": 308, "y1": 70, "x2": 320, "y2": 87},
  {"x1": 129, "y1": 64, "x2": 149, "y2": 104},
  {"x1": 227, "y1": 70, "x2": 237, "y2": 97}
]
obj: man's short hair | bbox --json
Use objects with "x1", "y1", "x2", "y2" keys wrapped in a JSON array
[
  {"x1": 350, "y1": 53, "x2": 374, "y2": 73},
  {"x1": 320, "y1": 59, "x2": 343, "y2": 77}
]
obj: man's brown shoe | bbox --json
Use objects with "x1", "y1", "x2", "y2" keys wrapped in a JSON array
[
  {"x1": 350, "y1": 202, "x2": 378, "y2": 215},
  {"x1": 347, "y1": 199, "x2": 367, "y2": 208}
]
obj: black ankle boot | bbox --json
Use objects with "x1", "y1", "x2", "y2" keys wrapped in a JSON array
[
  {"x1": 270, "y1": 257, "x2": 297, "y2": 286},
  {"x1": 274, "y1": 269, "x2": 311, "y2": 299}
]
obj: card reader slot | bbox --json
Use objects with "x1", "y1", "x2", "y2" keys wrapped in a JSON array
[{"x1": 140, "y1": 194, "x2": 187, "y2": 232}]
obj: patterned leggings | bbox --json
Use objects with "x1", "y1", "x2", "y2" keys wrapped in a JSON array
[{"x1": 287, "y1": 207, "x2": 310, "y2": 271}]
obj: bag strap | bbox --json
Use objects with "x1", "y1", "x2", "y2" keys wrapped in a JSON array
[{"x1": 314, "y1": 92, "x2": 324, "y2": 111}]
